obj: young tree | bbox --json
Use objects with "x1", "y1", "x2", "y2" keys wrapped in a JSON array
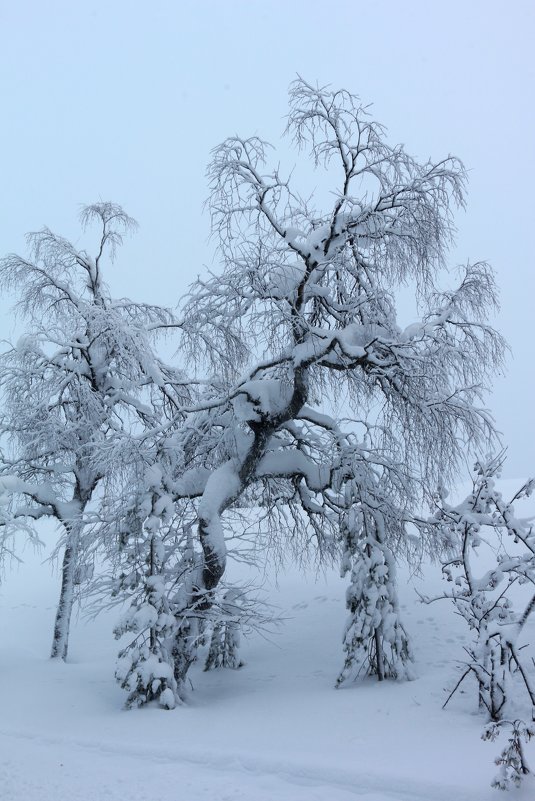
[
  {"x1": 0, "y1": 203, "x2": 189, "y2": 660},
  {"x1": 425, "y1": 456, "x2": 535, "y2": 721},
  {"x1": 336, "y1": 465, "x2": 414, "y2": 685},
  {"x1": 100, "y1": 445, "x2": 203, "y2": 708},
  {"x1": 89, "y1": 430, "x2": 265, "y2": 707},
  {"x1": 483, "y1": 719, "x2": 535, "y2": 790},
  {"x1": 112, "y1": 475, "x2": 186, "y2": 710},
  {"x1": 165, "y1": 77, "x2": 503, "y2": 689},
  {"x1": 423, "y1": 457, "x2": 535, "y2": 791}
]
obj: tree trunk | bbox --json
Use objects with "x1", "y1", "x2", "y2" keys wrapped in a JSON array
[
  {"x1": 375, "y1": 627, "x2": 385, "y2": 681},
  {"x1": 50, "y1": 531, "x2": 79, "y2": 660},
  {"x1": 174, "y1": 370, "x2": 309, "y2": 687}
]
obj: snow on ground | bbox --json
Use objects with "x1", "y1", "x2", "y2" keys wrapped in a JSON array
[{"x1": 1, "y1": 481, "x2": 535, "y2": 800}]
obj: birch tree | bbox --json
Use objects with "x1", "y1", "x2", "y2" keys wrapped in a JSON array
[
  {"x1": 0, "y1": 203, "x2": 189, "y2": 660},
  {"x1": 166, "y1": 77, "x2": 504, "y2": 690},
  {"x1": 1, "y1": 80, "x2": 506, "y2": 700}
]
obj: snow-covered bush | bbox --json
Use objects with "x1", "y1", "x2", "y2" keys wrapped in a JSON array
[
  {"x1": 426, "y1": 456, "x2": 535, "y2": 721},
  {"x1": 424, "y1": 456, "x2": 535, "y2": 790}
]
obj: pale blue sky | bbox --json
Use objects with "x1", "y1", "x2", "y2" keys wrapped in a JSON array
[{"x1": 0, "y1": 0, "x2": 533, "y2": 477}]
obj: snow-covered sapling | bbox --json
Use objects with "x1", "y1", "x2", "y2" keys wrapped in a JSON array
[
  {"x1": 337, "y1": 473, "x2": 414, "y2": 686},
  {"x1": 204, "y1": 587, "x2": 261, "y2": 671},
  {"x1": 482, "y1": 719, "x2": 535, "y2": 791},
  {"x1": 114, "y1": 480, "x2": 183, "y2": 709},
  {"x1": 424, "y1": 456, "x2": 535, "y2": 721}
]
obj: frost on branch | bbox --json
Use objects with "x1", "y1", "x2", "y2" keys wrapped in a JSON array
[
  {"x1": 0, "y1": 77, "x2": 509, "y2": 715},
  {"x1": 422, "y1": 457, "x2": 535, "y2": 791},
  {"x1": 0, "y1": 202, "x2": 189, "y2": 660},
  {"x1": 426, "y1": 456, "x2": 535, "y2": 723},
  {"x1": 171, "y1": 77, "x2": 504, "y2": 693}
]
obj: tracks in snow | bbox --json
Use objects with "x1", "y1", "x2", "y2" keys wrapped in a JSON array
[{"x1": 1, "y1": 727, "x2": 486, "y2": 801}]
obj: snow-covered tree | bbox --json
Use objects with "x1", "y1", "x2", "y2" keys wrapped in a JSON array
[
  {"x1": 0, "y1": 80, "x2": 507, "y2": 704},
  {"x1": 336, "y1": 466, "x2": 414, "y2": 685},
  {"x1": 87, "y1": 411, "x2": 258, "y2": 706},
  {"x1": 102, "y1": 446, "x2": 203, "y2": 708},
  {"x1": 166, "y1": 77, "x2": 503, "y2": 688},
  {"x1": 203, "y1": 588, "x2": 246, "y2": 671},
  {"x1": 424, "y1": 456, "x2": 535, "y2": 721},
  {"x1": 427, "y1": 458, "x2": 535, "y2": 719},
  {"x1": 112, "y1": 474, "x2": 184, "y2": 710},
  {"x1": 423, "y1": 456, "x2": 535, "y2": 792},
  {"x1": 0, "y1": 203, "x2": 189, "y2": 660}
]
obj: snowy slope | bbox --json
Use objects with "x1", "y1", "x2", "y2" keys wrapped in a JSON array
[{"x1": 1, "y1": 481, "x2": 535, "y2": 800}]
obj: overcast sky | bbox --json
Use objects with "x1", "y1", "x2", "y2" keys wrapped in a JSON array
[{"x1": 0, "y1": 0, "x2": 533, "y2": 478}]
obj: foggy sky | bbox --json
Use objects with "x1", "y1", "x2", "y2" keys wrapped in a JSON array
[{"x1": 0, "y1": 0, "x2": 533, "y2": 478}]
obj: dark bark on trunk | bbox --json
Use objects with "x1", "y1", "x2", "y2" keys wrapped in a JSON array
[
  {"x1": 374, "y1": 627, "x2": 385, "y2": 681},
  {"x1": 177, "y1": 367, "x2": 310, "y2": 686},
  {"x1": 50, "y1": 532, "x2": 78, "y2": 660},
  {"x1": 198, "y1": 367, "x2": 308, "y2": 596}
]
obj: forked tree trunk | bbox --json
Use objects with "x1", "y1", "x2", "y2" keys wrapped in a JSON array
[{"x1": 177, "y1": 371, "x2": 308, "y2": 687}]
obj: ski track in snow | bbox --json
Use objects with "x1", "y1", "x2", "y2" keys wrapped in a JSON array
[{"x1": 0, "y1": 727, "x2": 490, "y2": 801}]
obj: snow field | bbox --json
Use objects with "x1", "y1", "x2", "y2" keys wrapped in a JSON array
[{"x1": 2, "y1": 492, "x2": 535, "y2": 801}]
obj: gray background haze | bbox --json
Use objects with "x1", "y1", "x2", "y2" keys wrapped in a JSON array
[{"x1": 0, "y1": 0, "x2": 533, "y2": 478}]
